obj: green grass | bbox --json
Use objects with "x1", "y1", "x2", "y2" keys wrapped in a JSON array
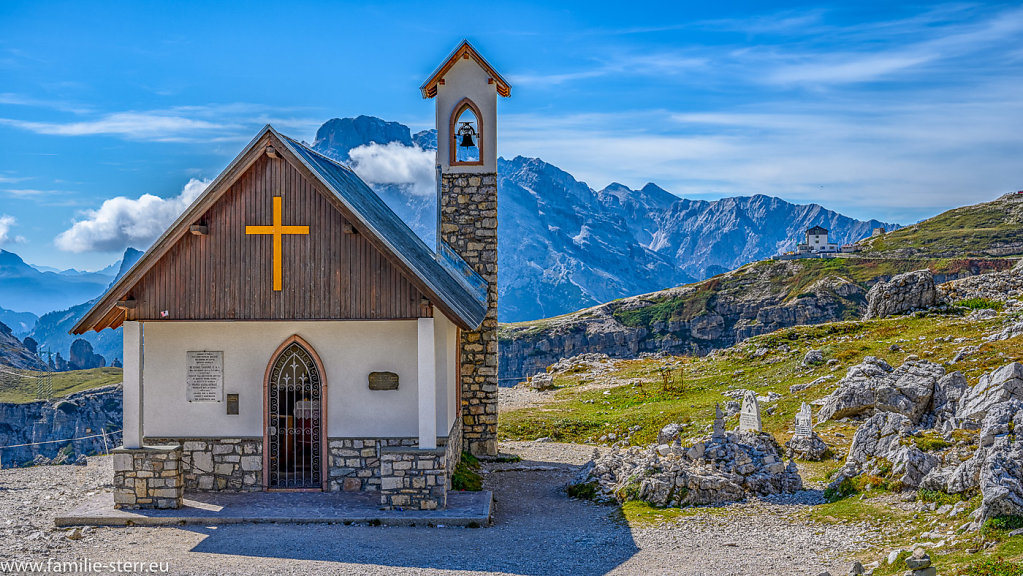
[
  {"x1": 451, "y1": 451, "x2": 482, "y2": 491},
  {"x1": 959, "y1": 298, "x2": 1006, "y2": 312},
  {"x1": 860, "y1": 195, "x2": 1023, "y2": 258},
  {"x1": 0, "y1": 367, "x2": 122, "y2": 403}
]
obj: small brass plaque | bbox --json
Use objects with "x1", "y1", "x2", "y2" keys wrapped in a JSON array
[
  {"x1": 226, "y1": 394, "x2": 239, "y2": 415},
  {"x1": 368, "y1": 371, "x2": 399, "y2": 391}
]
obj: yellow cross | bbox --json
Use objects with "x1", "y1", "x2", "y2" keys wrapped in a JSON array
[{"x1": 245, "y1": 196, "x2": 309, "y2": 291}]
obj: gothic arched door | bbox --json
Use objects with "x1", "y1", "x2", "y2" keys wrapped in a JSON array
[{"x1": 262, "y1": 335, "x2": 326, "y2": 491}]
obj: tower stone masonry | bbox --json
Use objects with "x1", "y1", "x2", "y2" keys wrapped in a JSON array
[
  {"x1": 440, "y1": 173, "x2": 498, "y2": 456},
  {"x1": 421, "y1": 41, "x2": 510, "y2": 457}
]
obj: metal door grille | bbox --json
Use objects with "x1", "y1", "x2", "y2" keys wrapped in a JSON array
[{"x1": 267, "y1": 342, "x2": 322, "y2": 489}]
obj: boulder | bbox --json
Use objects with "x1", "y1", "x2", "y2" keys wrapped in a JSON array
[
  {"x1": 930, "y1": 372, "x2": 967, "y2": 428},
  {"x1": 803, "y1": 349, "x2": 825, "y2": 366},
  {"x1": 977, "y1": 433, "x2": 1023, "y2": 524},
  {"x1": 574, "y1": 422, "x2": 802, "y2": 507},
  {"x1": 957, "y1": 362, "x2": 1023, "y2": 422},
  {"x1": 657, "y1": 422, "x2": 684, "y2": 444},
  {"x1": 785, "y1": 433, "x2": 830, "y2": 461},
  {"x1": 863, "y1": 269, "x2": 939, "y2": 320},
  {"x1": 845, "y1": 412, "x2": 937, "y2": 488},
  {"x1": 817, "y1": 357, "x2": 943, "y2": 424}
]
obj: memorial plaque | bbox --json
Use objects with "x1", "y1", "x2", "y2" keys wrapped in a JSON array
[
  {"x1": 226, "y1": 393, "x2": 239, "y2": 415},
  {"x1": 186, "y1": 351, "x2": 223, "y2": 402},
  {"x1": 794, "y1": 402, "x2": 814, "y2": 438},
  {"x1": 368, "y1": 371, "x2": 399, "y2": 391},
  {"x1": 738, "y1": 390, "x2": 762, "y2": 432}
]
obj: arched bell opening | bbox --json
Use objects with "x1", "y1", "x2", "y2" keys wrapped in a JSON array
[
  {"x1": 262, "y1": 335, "x2": 327, "y2": 491},
  {"x1": 449, "y1": 98, "x2": 483, "y2": 166}
]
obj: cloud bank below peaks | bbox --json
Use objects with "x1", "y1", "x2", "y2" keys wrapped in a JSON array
[
  {"x1": 54, "y1": 178, "x2": 210, "y2": 253},
  {"x1": 347, "y1": 142, "x2": 436, "y2": 197}
]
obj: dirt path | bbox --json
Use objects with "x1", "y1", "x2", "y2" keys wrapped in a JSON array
[{"x1": 0, "y1": 443, "x2": 876, "y2": 575}]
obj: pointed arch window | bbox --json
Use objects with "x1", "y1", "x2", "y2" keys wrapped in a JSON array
[{"x1": 450, "y1": 98, "x2": 483, "y2": 166}]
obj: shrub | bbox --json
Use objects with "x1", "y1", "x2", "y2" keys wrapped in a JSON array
[
  {"x1": 451, "y1": 451, "x2": 482, "y2": 491},
  {"x1": 983, "y1": 515, "x2": 1023, "y2": 534},
  {"x1": 918, "y1": 489, "x2": 968, "y2": 507},
  {"x1": 824, "y1": 477, "x2": 857, "y2": 502},
  {"x1": 567, "y1": 481, "x2": 598, "y2": 500},
  {"x1": 958, "y1": 298, "x2": 1004, "y2": 311}
]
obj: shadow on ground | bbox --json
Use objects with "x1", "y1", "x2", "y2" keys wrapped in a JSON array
[{"x1": 184, "y1": 457, "x2": 638, "y2": 576}]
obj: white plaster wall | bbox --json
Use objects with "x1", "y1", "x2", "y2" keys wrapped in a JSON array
[
  {"x1": 436, "y1": 57, "x2": 498, "y2": 173},
  {"x1": 432, "y1": 314, "x2": 458, "y2": 436},
  {"x1": 141, "y1": 320, "x2": 453, "y2": 439}
]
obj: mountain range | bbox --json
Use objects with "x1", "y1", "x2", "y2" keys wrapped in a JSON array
[
  {"x1": 0, "y1": 115, "x2": 899, "y2": 364},
  {"x1": 0, "y1": 250, "x2": 117, "y2": 318},
  {"x1": 312, "y1": 115, "x2": 898, "y2": 321}
]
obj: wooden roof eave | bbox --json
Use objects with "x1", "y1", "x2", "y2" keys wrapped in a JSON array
[
  {"x1": 419, "y1": 40, "x2": 511, "y2": 99},
  {"x1": 71, "y1": 126, "x2": 278, "y2": 335},
  {"x1": 73, "y1": 125, "x2": 484, "y2": 334}
]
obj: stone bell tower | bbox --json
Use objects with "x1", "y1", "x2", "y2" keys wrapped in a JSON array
[{"x1": 421, "y1": 41, "x2": 510, "y2": 457}]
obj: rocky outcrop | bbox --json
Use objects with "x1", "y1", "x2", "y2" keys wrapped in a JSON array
[
  {"x1": 0, "y1": 384, "x2": 122, "y2": 467},
  {"x1": 817, "y1": 357, "x2": 945, "y2": 424},
  {"x1": 785, "y1": 433, "x2": 829, "y2": 461},
  {"x1": 957, "y1": 362, "x2": 1023, "y2": 423},
  {"x1": 0, "y1": 320, "x2": 46, "y2": 370},
  {"x1": 574, "y1": 426, "x2": 802, "y2": 507},
  {"x1": 68, "y1": 338, "x2": 105, "y2": 370},
  {"x1": 862, "y1": 270, "x2": 938, "y2": 320},
  {"x1": 840, "y1": 412, "x2": 938, "y2": 489}
]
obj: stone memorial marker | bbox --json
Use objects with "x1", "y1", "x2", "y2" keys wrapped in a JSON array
[
  {"x1": 713, "y1": 404, "x2": 725, "y2": 438},
  {"x1": 794, "y1": 402, "x2": 813, "y2": 438},
  {"x1": 186, "y1": 350, "x2": 223, "y2": 402},
  {"x1": 738, "y1": 390, "x2": 762, "y2": 432}
]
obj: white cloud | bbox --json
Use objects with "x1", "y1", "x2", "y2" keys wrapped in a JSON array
[
  {"x1": 54, "y1": 178, "x2": 210, "y2": 253},
  {"x1": 0, "y1": 215, "x2": 25, "y2": 246},
  {"x1": 348, "y1": 142, "x2": 436, "y2": 196}
]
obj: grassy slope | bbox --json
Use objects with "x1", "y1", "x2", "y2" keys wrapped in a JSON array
[
  {"x1": 860, "y1": 194, "x2": 1023, "y2": 258},
  {"x1": 501, "y1": 257, "x2": 1015, "y2": 340},
  {"x1": 500, "y1": 306, "x2": 1023, "y2": 572},
  {"x1": 0, "y1": 367, "x2": 122, "y2": 403}
]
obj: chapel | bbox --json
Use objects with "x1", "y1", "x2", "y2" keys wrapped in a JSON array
[{"x1": 71, "y1": 41, "x2": 509, "y2": 511}]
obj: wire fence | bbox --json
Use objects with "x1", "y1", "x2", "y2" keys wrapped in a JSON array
[
  {"x1": 0, "y1": 428, "x2": 122, "y2": 469},
  {"x1": 0, "y1": 363, "x2": 53, "y2": 399}
]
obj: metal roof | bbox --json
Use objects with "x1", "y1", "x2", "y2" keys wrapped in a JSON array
[
  {"x1": 72, "y1": 125, "x2": 487, "y2": 334},
  {"x1": 276, "y1": 131, "x2": 487, "y2": 329},
  {"x1": 807, "y1": 225, "x2": 829, "y2": 235}
]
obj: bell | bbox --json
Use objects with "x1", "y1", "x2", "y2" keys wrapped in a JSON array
[{"x1": 459, "y1": 133, "x2": 476, "y2": 148}]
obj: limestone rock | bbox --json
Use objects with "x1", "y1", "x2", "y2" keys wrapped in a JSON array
[
  {"x1": 957, "y1": 362, "x2": 1023, "y2": 422},
  {"x1": 818, "y1": 357, "x2": 943, "y2": 424},
  {"x1": 657, "y1": 422, "x2": 684, "y2": 445},
  {"x1": 845, "y1": 412, "x2": 937, "y2": 489},
  {"x1": 863, "y1": 270, "x2": 938, "y2": 320},
  {"x1": 785, "y1": 433, "x2": 830, "y2": 461},
  {"x1": 573, "y1": 429, "x2": 802, "y2": 508},
  {"x1": 803, "y1": 349, "x2": 825, "y2": 366}
]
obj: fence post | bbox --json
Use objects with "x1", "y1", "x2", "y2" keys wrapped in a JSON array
[{"x1": 100, "y1": 428, "x2": 109, "y2": 455}]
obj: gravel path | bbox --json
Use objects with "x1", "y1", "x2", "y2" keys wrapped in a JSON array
[{"x1": 0, "y1": 444, "x2": 874, "y2": 575}]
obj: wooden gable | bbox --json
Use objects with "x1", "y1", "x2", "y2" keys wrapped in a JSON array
[{"x1": 77, "y1": 131, "x2": 433, "y2": 332}]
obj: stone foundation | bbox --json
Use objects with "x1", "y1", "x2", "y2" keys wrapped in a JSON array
[
  {"x1": 327, "y1": 437, "x2": 416, "y2": 492},
  {"x1": 440, "y1": 173, "x2": 499, "y2": 457},
  {"x1": 145, "y1": 437, "x2": 262, "y2": 492},
  {"x1": 111, "y1": 444, "x2": 183, "y2": 509}
]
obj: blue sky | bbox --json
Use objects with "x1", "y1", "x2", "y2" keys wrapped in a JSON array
[{"x1": 0, "y1": 0, "x2": 1021, "y2": 270}]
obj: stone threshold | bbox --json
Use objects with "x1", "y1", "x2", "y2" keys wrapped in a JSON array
[{"x1": 56, "y1": 490, "x2": 493, "y2": 528}]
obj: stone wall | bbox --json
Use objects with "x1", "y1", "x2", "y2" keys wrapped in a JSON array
[
  {"x1": 145, "y1": 437, "x2": 261, "y2": 492},
  {"x1": 379, "y1": 447, "x2": 447, "y2": 510},
  {"x1": 111, "y1": 444, "x2": 183, "y2": 509},
  {"x1": 439, "y1": 173, "x2": 498, "y2": 457},
  {"x1": 326, "y1": 437, "x2": 416, "y2": 492}
]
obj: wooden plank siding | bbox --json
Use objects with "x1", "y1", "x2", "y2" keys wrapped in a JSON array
[{"x1": 127, "y1": 154, "x2": 430, "y2": 322}]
